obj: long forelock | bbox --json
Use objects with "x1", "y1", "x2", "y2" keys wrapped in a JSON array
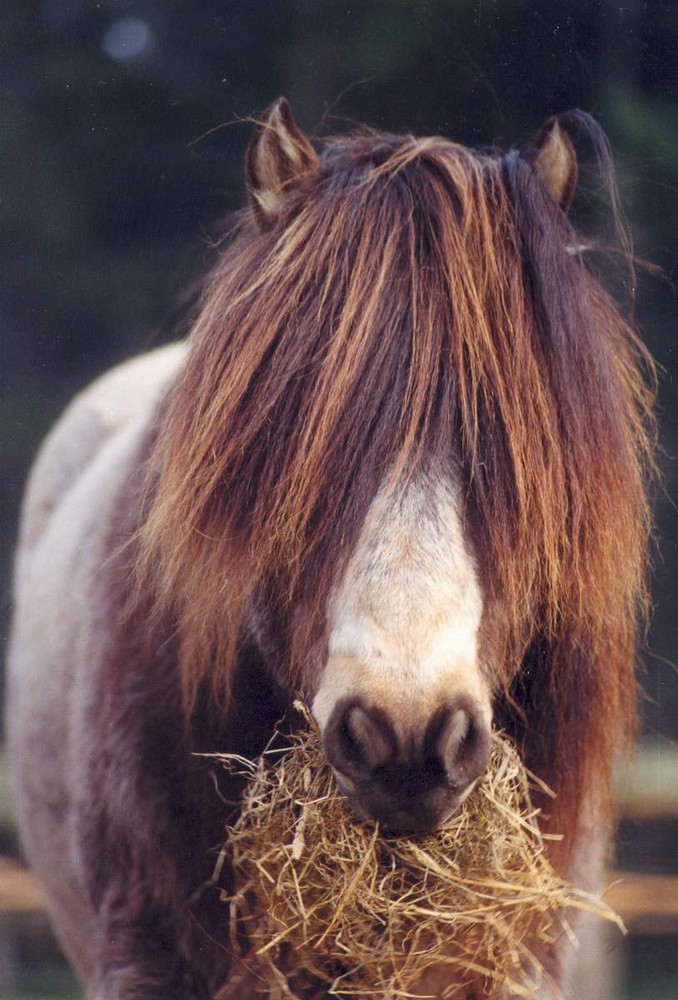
[{"x1": 137, "y1": 126, "x2": 656, "y2": 858}]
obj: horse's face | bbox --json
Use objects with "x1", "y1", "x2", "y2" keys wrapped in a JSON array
[
  {"x1": 310, "y1": 475, "x2": 491, "y2": 833},
  {"x1": 141, "y1": 95, "x2": 652, "y2": 862}
]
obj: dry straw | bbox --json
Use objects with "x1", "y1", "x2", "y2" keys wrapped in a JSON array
[{"x1": 211, "y1": 704, "x2": 620, "y2": 1000}]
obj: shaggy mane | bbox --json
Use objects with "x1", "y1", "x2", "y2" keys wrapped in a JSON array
[{"x1": 137, "y1": 120, "x2": 655, "y2": 866}]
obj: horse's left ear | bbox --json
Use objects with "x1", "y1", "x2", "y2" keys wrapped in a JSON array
[
  {"x1": 246, "y1": 97, "x2": 318, "y2": 228},
  {"x1": 526, "y1": 117, "x2": 578, "y2": 212}
]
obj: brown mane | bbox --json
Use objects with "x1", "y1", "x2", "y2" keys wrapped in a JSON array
[{"x1": 137, "y1": 122, "x2": 656, "y2": 865}]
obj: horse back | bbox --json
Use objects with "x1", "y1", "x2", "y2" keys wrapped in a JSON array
[{"x1": 16, "y1": 343, "x2": 186, "y2": 552}]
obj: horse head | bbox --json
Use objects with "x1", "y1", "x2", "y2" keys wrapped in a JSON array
[{"x1": 139, "y1": 99, "x2": 654, "y2": 846}]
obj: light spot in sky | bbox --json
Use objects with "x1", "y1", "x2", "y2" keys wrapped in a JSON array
[{"x1": 102, "y1": 16, "x2": 155, "y2": 63}]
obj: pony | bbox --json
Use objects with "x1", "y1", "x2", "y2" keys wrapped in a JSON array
[{"x1": 6, "y1": 99, "x2": 656, "y2": 999}]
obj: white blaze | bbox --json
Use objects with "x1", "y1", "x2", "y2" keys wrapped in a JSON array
[{"x1": 313, "y1": 475, "x2": 489, "y2": 736}]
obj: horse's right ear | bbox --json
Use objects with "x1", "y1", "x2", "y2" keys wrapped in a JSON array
[
  {"x1": 525, "y1": 117, "x2": 579, "y2": 213},
  {"x1": 246, "y1": 97, "x2": 318, "y2": 228}
]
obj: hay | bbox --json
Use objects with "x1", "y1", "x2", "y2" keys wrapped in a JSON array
[{"x1": 211, "y1": 703, "x2": 620, "y2": 1000}]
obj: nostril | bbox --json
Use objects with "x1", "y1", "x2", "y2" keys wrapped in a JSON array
[
  {"x1": 325, "y1": 701, "x2": 396, "y2": 776},
  {"x1": 447, "y1": 707, "x2": 471, "y2": 753},
  {"x1": 432, "y1": 700, "x2": 491, "y2": 789},
  {"x1": 342, "y1": 705, "x2": 394, "y2": 771},
  {"x1": 338, "y1": 707, "x2": 369, "y2": 769}
]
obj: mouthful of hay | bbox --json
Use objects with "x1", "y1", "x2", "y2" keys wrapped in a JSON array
[{"x1": 211, "y1": 704, "x2": 620, "y2": 1000}]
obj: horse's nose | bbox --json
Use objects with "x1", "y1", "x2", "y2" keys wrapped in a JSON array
[{"x1": 322, "y1": 696, "x2": 491, "y2": 832}]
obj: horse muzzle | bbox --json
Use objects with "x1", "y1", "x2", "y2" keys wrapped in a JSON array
[{"x1": 321, "y1": 695, "x2": 491, "y2": 834}]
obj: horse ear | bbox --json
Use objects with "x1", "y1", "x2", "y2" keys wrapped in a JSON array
[
  {"x1": 246, "y1": 97, "x2": 318, "y2": 228},
  {"x1": 527, "y1": 117, "x2": 578, "y2": 212}
]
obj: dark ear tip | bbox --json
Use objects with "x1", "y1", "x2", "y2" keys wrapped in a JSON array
[
  {"x1": 534, "y1": 115, "x2": 560, "y2": 148},
  {"x1": 250, "y1": 97, "x2": 291, "y2": 137},
  {"x1": 524, "y1": 116, "x2": 567, "y2": 165},
  {"x1": 265, "y1": 96, "x2": 292, "y2": 125}
]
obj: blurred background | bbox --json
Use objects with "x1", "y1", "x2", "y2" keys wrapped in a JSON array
[{"x1": 1, "y1": 1, "x2": 676, "y2": 997}]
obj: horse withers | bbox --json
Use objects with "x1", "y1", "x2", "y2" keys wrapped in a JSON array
[{"x1": 6, "y1": 100, "x2": 655, "y2": 998}]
